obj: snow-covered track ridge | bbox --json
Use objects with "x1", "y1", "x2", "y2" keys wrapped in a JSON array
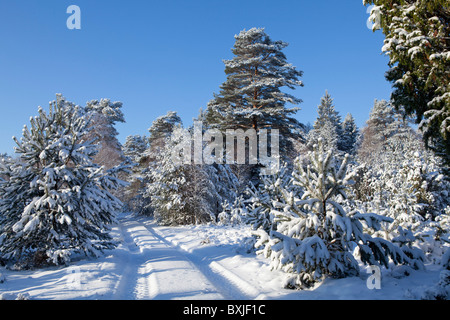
[
  {"x1": 142, "y1": 219, "x2": 264, "y2": 300},
  {"x1": 113, "y1": 216, "x2": 225, "y2": 300}
]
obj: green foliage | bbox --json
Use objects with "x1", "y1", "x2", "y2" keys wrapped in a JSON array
[
  {"x1": 364, "y1": 0, "x2": 450, "y2": 169},
  {"x1": 204, "y1": 27, "x2": 305, "y2": 158}
]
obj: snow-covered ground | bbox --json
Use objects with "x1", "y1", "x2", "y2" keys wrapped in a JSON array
[{"x1": 0, "y1": 213, "x2": 445, "y2": 300}]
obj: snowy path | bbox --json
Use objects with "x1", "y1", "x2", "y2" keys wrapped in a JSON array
[
  {"x1": 0, "y1": 214, "x2": 443, "y2": 300},
  {"x1": 140, "y1": 219, "x2": 265, "y2": 300},
  {"x1": 112, "y1": 216, "x2": 225, "y2": 300},
  {"x1": 111, "y1": 215, "x2": 266, "y2": 300}
]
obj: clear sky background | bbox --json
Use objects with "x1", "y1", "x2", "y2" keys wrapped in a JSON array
[{"x1": 0, "y1": 0, "x2": 391, "y2": 155}]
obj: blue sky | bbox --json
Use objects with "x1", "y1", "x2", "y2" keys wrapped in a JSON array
[{"x1": 0, "y1": 0, "x2": 391, "y2": 155}]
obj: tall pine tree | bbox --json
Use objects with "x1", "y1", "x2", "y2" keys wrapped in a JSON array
[{"x1": 205, "y1": 28, "x2": 305, "y2": 159}]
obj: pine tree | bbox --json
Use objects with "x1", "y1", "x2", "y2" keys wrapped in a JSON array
[
  {"x1": 254, "y1": 139, "x2": 411, "y2": 289},
  {"x1": 245, "y1": 161, "x2": 295, "y2": 233},
  {"x1": 122, "y1": 135, "x2": 152, "y2": 215},
  {"x1": 123, "y1": 135, "x2": 148, "y2": 163},
  {"x1": 205, "y1": 163, "x2": 239, "y2": 220},
  {"x1": 147, "y1": 126, "x2": 215, "y2": 225},
  {"x1": 341, "y1": 113, "x2": 359, "y2": 155},
  {"x1": 217, "y1": 195, "x2": 248, "y2": 226},
  {"x1": 139, "y1": 111, "x2": 184, "y2": 217},
  {"x1": 84, "y1": 98, "x2": 126, "y2": 170},
  {"x1": 364, "y1": 0, "x2": 450, "y2": 171},
  {"x1": 357, "y1": 99, "x2": 402, "y2": 164},
  {"x1": 307, "y1": 120, "x2": 339, "y2": 153},
  {"x1": 307, "y1": 91, "x2": 346, "y2": 153},
  {"x1": 354, "y1": 103, "x2": 450, "y2": 264},
  {"x1": 148, "y1": 111, "x2": 182, "y2": 161},
  {"x1": 313, "y1": 91, "x2": 342, "y2": 134},
  {"x1": 204, "y1": 27, "x2": 305, "y2": 159},
  {"x1": 0, "y1": 95, "x2": 125, "y2": 268}
]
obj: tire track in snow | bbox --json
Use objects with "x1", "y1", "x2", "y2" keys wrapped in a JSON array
[
  {"x1": 142, "y1": 220, "x2": 264, "y2": 300},
  {"x1": 112, "y1": 218, "x2": 157, "y2": 299},
  {"x1": 113, "y1": 216, "x2": 224, "y2": 300}
]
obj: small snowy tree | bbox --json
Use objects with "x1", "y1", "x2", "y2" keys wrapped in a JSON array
[
  {"x1": 217, "y1": 195, "x2": 248, "y2": 226},
  {"x1": 147, "y1": 126, "x2": 214, "y2": 225},
  {"x1": 254, "y1": 139, "x2": 411, "y2": 289},
  {"x1": 0, "y1": 95, "x2": 125, "y2": 268},
  {"x1": 205, "y1": 163, "x2": 239, "y2": 220},
  {"x1": 307, "y1": 120, "x2": 339, "y2": 153},
  {"x1": 245, "y1": 161, "x2": 295, "y2": 233},
  {"x1": 356, "y1": 104, "x2": 450, "y2": 256},
  {"x1": 357, "y1": 99, "x2": 400, "y2": 163}
]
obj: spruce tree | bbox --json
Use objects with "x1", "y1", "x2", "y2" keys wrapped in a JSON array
[
  {"x1": 0, "y1": 95, "x2": 125, "y2": 268},
  {"x1": 357, "y1": 99, "x2": 401, "y2": 163},
  {"x1": 313, "y1": 91, "x2": 342, "y2": 135},
  {"x1": 341, "y1": 113, "x2": 359, "y2": 155},
  {"x1": 205, "y1": 163, "x2": 240, "y2": 220},
  {"x1": 354, "y1": 102, "x2": 450, "y2": 263},
  {"x1": 245, "y1": 161, "x2": 295, "y2": 233},
  {"x1": 307, "y1": 91, "x2": 345, "y2": 153}
]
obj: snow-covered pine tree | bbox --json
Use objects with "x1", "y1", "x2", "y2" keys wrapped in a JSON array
[
  {"x1": 122, "y1": 135, "x2": 152, "y2": 215},
  {"x1": 307, "y1": 120, "x2": 339, "y2": 154},
  {"x1": 0, "y1": 95, "x2": 125, "y2": 268},
  {"x1": 147, "y1": 126, "x2": 215, "y2": 225},
  {"x1": 138, "y1": 111, "x2": 184, "y2": 217},
  {"x1": 357, "y1": 99, "x2": 400, "y2": 162},
  {"x1": 204, "y1": 27, "x2": 305, "y2": 160},
  {"x1": 245, "y1": 161, "x2": 295, "y2": 233},
  {"x1": 364, "y1": 0, "x2": 450, "y2": 171},
  {"x1": 351, "y1": 99, "x2": 450, "y2": 268},
  {"x1": 205, "y1": 163, "x2": 240, "y2": 221},
  {"x1": 392, "y1": 226, "x2": 426, "y2": 271},
  {"x1": 254, "y1": 139, "x2": 411, "y2": 289},
  {"x1": 307, "y1": 91, "x2": 347, "y2": 153},
  {"x1": 313, "y1": 91, "x2": 343, "y2": 137},
  {"x1": 341, "y1": 113, "x2": 359, "y2": 155},
  {"x1": 147, "y1": 111, "x2": 182, "y2": 162},
  {"x1": 123, "y1": 135, "x2": 149, "y2": 163},
  {"x1": 356, "y1": 102, "x2": 450, "y2": 246},
  {"x1": 191, "y1": 109, "x2": 241, "y2": 221},
  {"x1": 217, "y1": 195, "x2": 248, "y2": 226},
  {"x1": 84, "y1": 98, "x2": 126, "y2": 170}
]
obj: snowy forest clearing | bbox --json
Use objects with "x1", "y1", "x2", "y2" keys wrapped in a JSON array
[{"x1": 0, "y1": 213, "x2": 444, "y2": 300}]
